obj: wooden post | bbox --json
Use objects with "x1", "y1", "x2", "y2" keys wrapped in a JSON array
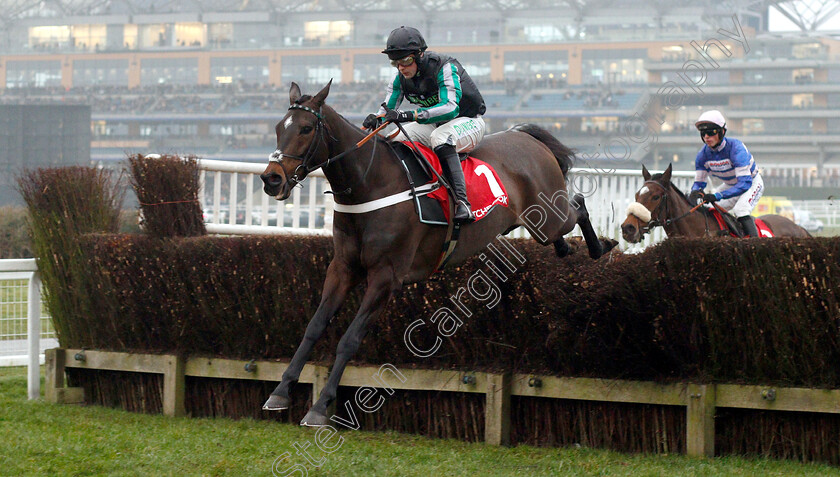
[
  {"x1": 162, "y1": 354, "x2": 186, "y2": 417},
  {"x1": 45, "y1": 348, "x2": 84, "y2": 404},
  {"x1": 686, "y1": 383, "x2": 716, "y2": 457},
  {"x1": 44, "y1": 348, "x2": 64, "y2": 403},
  {"x1": 485, "y1": 372, "x2": 511, "y2": 446},
  {"x1": 312, "y1": 365, "x2": 335, "y2": 417}
]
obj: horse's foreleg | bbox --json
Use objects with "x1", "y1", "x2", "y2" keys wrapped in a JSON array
[
  {"x1": 300, "y1": 268, "x2": 396, "y2": 426},
  {"x1": 571, "y1": 193, "x2": 614, "y2": 259},
  {"x1": 263, "y1": 260, "x2": 359, "y2": 411}
]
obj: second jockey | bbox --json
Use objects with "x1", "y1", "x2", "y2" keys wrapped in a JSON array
[{"x1": 688, "y1": 110, "x2": 764, "y2": 238}]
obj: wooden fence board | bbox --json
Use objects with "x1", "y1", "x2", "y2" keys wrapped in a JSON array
[
  {"x1": 717, "y1": 384, "x2": 840, "y2": 414},
  {"x1": 44, "y1": 349, "x2": 840, "y2": 452},
  {"x1": 183, "y1": 358, "x2": 318, "y2": 384},
  {"x1": 64, "y1": 348, "x2": 170, "y2": 374},
  {"x1": 510, "y1": 375, "x2": 686, "y2": 405}
]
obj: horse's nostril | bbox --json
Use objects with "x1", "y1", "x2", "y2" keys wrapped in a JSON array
[{"x1": 261, "y1": 172, "x2": 282, "y2": 187}]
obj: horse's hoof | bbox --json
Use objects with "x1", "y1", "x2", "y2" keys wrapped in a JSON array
[
  {"x1": 262, "y1": 394, "x2": 290, "y2": 411},
  {"x1": 602, "y1": 238, "x2": 619, "y2": 253},
  {"x1": 300, "y1": 409, "x2": 331, "y2": 427}
]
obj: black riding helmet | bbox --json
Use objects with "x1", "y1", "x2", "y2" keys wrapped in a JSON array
[{"x1": 382, "y1": 26, "x2": 427, "y2": 60}]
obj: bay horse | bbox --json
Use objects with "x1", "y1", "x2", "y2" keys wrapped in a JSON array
[
  {"x1": 259, "y1": 81, "x2": 615, "y2": 426},
  {"x1": 621, "y1": 164, "x2": 810, "y2": 243}
]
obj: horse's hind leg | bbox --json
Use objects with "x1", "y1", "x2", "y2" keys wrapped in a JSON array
[
  {"x1": 262, "y1": 260, "x2": 359, "y2": 411},
  {"x1": 571, "y1": 193, "x2": 614, "y2": 259},
  {"x1": 301, "y1": 267, "x2": 396, "y2": 426}
]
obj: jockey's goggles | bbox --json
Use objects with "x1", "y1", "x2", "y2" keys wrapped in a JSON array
[
  {"x1": 699, "y1": 127, "x2": 721, "y2": 137},
  {"x1": 390, "y1": 55, "x2": 416, "y2": 67}
]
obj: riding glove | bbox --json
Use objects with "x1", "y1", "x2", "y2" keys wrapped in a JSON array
[
  {"x1": 382, "y1": 106, "x2": 415, "y2": 124},
  {"x1": 363, "y1": 114, "x2": 380, "y2": 130},
  {"x1": 688, "y1": 190, "x2": 703, "y2": 205},
  {"x1": 703, "y1": 192, "x2": 720, "y2": 203}
]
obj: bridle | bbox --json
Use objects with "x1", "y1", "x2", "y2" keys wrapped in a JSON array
[
  {"x1": 635, "y1": 180, "x2": 710, "y2": 235},
  {"x1": 268, "y1": 103, "x2": 335, "y2": 188},
  {"x1": 636, "y1": 180, "x2": 670, "y2": 234},
  {"x1": 268, "y1": 103, "x2": 378, "y2": 193}
]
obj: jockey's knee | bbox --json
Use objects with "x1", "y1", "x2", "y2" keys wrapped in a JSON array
[
  {"x1": 430, "y1": 131, "x2": 456, "y2": 150},
  {"x1": 391, "y1": 131, "x2": 409, "y2": 142}
]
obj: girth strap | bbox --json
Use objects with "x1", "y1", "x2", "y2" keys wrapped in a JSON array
[{"x1": 333, "y1": 182, "x2": 440, "y2": 214}]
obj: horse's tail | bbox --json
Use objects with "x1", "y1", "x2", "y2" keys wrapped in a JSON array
[{"x1": 511, "y1": 123, "x2": 574, "y2": 176}]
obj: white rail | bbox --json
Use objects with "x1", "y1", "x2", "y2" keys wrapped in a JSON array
[
  {"x1": 198, "y1": 159, "x2": 333, "y2": 236},
  {"x1": 790, "y1": 200, "x2": 840, "y2": 228},
  {"x1": 0, "y1": 258, "x2": 51, "y2": 400},
  {"x1": 196, "y1": 159, "x2": 697, "y2": 250}
]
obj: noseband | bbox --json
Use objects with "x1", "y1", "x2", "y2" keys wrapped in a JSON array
[{"x1": 635, "y1": 180, "x2": 707, "y2": 235}]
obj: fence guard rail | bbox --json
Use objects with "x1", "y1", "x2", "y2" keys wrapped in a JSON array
[{"x1": 46, "y1": 348, "x2": 840, "y2": 457}]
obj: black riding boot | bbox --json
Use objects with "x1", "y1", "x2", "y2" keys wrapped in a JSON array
[
  {"x1": 738, "y1": 215, "x2": 759, "y2": 238},
  {"x1": 434, "y1": 144, "x2": 474, "y2": 224}
]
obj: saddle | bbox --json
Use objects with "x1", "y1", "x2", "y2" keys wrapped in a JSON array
[
  {"x1": 708, "y1": 207, "x2": 774, "y2": 238},
  {"x1": 391, "y1": 142, "x2": 447, "y2": 225},
  {"x1": 708, "y1": 207, "x2": 743, "y2": 237},
  {"x1": 390, "y1": 141, "x2": 510, "y2": 226}
]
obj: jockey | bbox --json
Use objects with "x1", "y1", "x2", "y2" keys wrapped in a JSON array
[
  {"x1": 688, "y1": 110, "x2": 764, "y2": 238},
  {"x1": 363, "y1": 26, "x2": 487, "y2": 224}
]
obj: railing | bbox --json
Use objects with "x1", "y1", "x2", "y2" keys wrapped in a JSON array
[
  {"x1": 791, "y1": 200, "x2": 840, "y2": 228},
  {"x1": 0, "y1": 259, "x2": 52, "y2": 400},
  {"x1": 197, "y1": 159, "x2": 697, "y2": 251},
  {"x1": 199, "y1": 160, "x2": 332, "y2": 237},
  {"x1": 762, "y1": 167, "x2": 840, "y2": 189}
]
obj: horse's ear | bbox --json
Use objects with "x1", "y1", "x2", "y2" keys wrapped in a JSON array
[
  {"x1": 289, "y1": 82, "x2": 302, "y2": 105},
  {"x1": 312, "y1": 79, "x2": 332, "y2": 106},
  {"x1": 661, "y1": 163, "x2": 673, "y2": 183},
  {"x1": 642, "y1": 164, "x2": 651, "y2": 181}
]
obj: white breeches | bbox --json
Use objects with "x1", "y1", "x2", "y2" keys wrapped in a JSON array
[
  {"x1": 390, "y1": 116, "x2": 486, "y2": 153},
  {"x1": 714, "y1": 173, "x2": 764, "y2": 218}
]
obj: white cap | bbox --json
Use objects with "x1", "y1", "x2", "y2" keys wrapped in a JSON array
[{"x1": 695, "y1": 110, "x2": 726, "y2": 129}]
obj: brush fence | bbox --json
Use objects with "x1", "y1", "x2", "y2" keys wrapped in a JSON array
[{"x1": 45, "y1": 348, "x2": 840, "y2": 457}]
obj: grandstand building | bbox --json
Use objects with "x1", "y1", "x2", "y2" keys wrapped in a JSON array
[{"x1": 1, "y1": 0, "x2": 838, "y2": 192}]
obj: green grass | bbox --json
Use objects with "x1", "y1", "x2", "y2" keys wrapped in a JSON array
[{"x1": 1, "y1": 367, "x2": 839, "y2": 476}]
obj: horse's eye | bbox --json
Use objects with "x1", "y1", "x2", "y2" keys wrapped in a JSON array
[
  {"x1": 653, "y1": 195, "x2": 660, "y2": 200},
  {"x1": 300, "y1": 126, "x2": 313, "y2": 134}
]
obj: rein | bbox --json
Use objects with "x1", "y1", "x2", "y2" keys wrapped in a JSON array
[
  {"x1": 637, "y1": 180, "x2": 706, "y2": 235},
  {"x1": 269, "y1": 103, "x2": 390, "y2": 188},
  {"x1": 663, "y1": 201, "x2": 706, "y2": 226}
]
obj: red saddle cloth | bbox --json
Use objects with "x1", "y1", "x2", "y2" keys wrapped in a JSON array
[
  {"x1": 709, "y1": 208, "x2": 775, "y2": 238},
  {"x1": 403, "y1": 142, "x2": 510, "y2": 222}
]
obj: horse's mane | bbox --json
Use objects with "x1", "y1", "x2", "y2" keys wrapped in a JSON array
[
  {"x1": 298, "y1": 99, "x2": 390, "y2": 145},
  {"x1": 652, "y1": 172, "x2": 715, "y2": 218},
  {"x1": 651, "y1": 172, "x2": 690, "y2": 205}
]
